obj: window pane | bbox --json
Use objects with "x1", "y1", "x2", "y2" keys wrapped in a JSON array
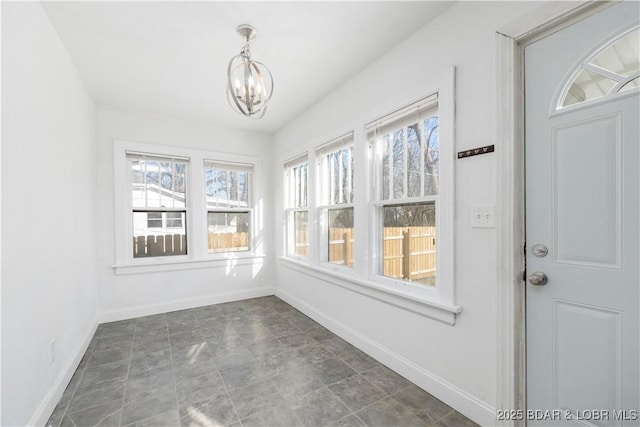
[
  {"x1": 173, "y1": 163, "x2": 186, "y2": 208},
  {"x1": 238, "y1": 172, "x2": 249, "y2": 206},
  {"x1": 328, "y1": 208, "x2": 354, "y2": 267},
  {"x1": 302, "y1": 163, "x2": 308, "y2": 207},
  {"x1": 229, "y1": 171, "x2": 239, "y2": 205},
  {"x1": 349, "y1": 147, "x2": 354, "y2": 203},
  {"x1": 341, "y1": 148, "x2": 352, "y2": 203},
  {"x1": 332, "y1": 151, "x2": 340, "y2": 204},
  {"x1": 424, "y1": 116, "x2": 440, "y2": 196},
  {"x1": 562, "y1": 69, "x2": 618, "y2": 107},
  {"x1": 217, "y1": 170, "x2": 228, "y2": 206},
  {"x1": 130, "y1": 157, "x2": 187, "y2": 209},
  {"x1": 131, "y1": 159, "x2": 146, "y2": 208},
  {"x1": 207, "y1": 211, "x2": 250, "y2": 253},
  {"x1": 132, "y1": 211, "x2": 186, "y2": 258},
  {"x1": 325, "y1": 147, "x2": 354, "y2": 206},
  {"x1": 407, "y1": 124, "x2": 421, "y2": 197},
  {"x1": 590, "y1": 29, "x2": 639, "y2": 77},
  {"x1": 293, "y1": 163, "x2": 308, "y2": 208},
  {"x1": 205, "y1": 165, "x2": 251, "y2": 210},
  {"x1": 392, "y1": 129, "x2": 404, "y2": 199},
  {"x1": 381, "y1": 202, "x2": 436, "y2": 286},
  {"x1": 146, "y1": 160, "x2": 160, "y2": 207},
  {"x1": 382, "y1": 135, "x2": 391, "y2": 200},
  {"x1": 293, "y1": 211, "x2": 309, "y2": 256},
  {"x1": 620, "y1": 76, "x2": 639, "y2": 92},
  {"x1": 205, "y1": 167, "x2": 215, "y2": 207}
]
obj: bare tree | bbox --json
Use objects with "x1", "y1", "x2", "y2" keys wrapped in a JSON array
[{"x1": 424, "y1": 118, "x2": 439, "y2": 195}]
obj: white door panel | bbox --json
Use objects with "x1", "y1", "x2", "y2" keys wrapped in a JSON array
[{"x1": 526, "y1": 2, "x2": 639, "y2": 426}]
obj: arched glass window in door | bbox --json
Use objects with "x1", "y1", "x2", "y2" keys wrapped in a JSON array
[{"x1": 558, "y1": 26, "x2": 639, "y2": 109}]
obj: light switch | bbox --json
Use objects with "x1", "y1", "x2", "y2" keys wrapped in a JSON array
[{"x1": 471, "y1": 205, "x2": 496, "y2": 228}]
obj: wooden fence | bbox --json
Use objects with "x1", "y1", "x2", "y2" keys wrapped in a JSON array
[
  {"x1": 383, "y1": 226, "x2": 436, "y2": 284},
  {"x1": 295, "y1": 230, "x2": 309, "y2": 256},
  {"x1": 132, "y1": 232, "x2": 249, "y2": 257},
  {"x1": 328, "y1": 228, "x2": 355, "y2": 266},
  {"x1": 208, "y1": 232, "x2": 249, "y2": 253},
  {"x1": 133, "y1": 234, "x2": 186, "y2": 258},
  {"x1": 328, "y1": 226, "x2": 436, "y2": 283}
]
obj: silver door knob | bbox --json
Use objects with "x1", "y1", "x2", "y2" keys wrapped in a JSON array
[{"x1": 529, "y1": 271, "x2": 548, "y2": 286}]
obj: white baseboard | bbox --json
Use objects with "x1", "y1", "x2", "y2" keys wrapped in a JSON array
[
  {"x1": 98, "y1": 287, "x2": 275, "y2": 323},
  {"x1": 276, "y1": 288, "x2": 497, "y2": 427},
  {"x1": 29, "y1": 319, "x2": 98, "y2": 427}
]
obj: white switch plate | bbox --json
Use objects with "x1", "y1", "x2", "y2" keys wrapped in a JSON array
[{"x1": 471, "y1": 205, "x2": 496, "y2": 228}]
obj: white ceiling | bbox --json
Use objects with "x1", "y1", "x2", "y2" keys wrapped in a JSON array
[{"x1": 42, "y1": 1, "x2": 454, "y2": 134}]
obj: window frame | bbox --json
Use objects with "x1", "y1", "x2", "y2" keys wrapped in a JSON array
[
  {"x1": 283, "y1": 154, "x2": 310, "y2": 260},
  {"x1": 204, "y1": 160, "x2": 254, "y2": 254},
  {"x1": 366, "y1": 72, "x2": 456, "y2": 308},
  {"x1": 552, "y1": 25, "x2": 640, "y2": 116},
  {"x1": 127, "y1": 151, "x2": 190, "y2": 260},
  {"x1": 114, "y1": 139, "x2": 264, "y2": 274},
  {"x1": 279, "y1": 69, "x2": 458, "y2": 323},
  {"x1": 315, "y1": 132, "x2": 356, "y2": 271}
]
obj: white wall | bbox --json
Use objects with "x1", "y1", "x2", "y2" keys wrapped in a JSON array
[
  {"x1": 272, "y1": 2, "x2": 542, "y2": 425},
  {"x1": 1, "y1": 3, "x2": 98, "y2": 426},
  {"x1": 94, "y1": 105, "x2": 275, "y2": 321}
]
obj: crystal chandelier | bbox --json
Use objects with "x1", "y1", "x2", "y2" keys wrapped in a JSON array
[{"x1": 226, "y1": 25, "x2": 274, "y2": 119}]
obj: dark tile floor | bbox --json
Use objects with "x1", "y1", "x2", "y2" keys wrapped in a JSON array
[{"x1": 46, "y1": 296, "x2": 479, "y2": 427}]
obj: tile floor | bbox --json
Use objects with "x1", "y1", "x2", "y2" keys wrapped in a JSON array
[{"x1": 46, "y1": 296, "x2": 479, "y2": 427}]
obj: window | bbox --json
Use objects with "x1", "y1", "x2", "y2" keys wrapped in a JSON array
[
  {"x1": 369, "y1": 95, "x2": 439, "y2": 285},
  {"x1": 278, "y1": 69, "x2": 456, "y2": 320},
  {"x1": 128, "y1": 152, "x2": 188, "y2": 258},
  {"x1": 317, "y1": 133, "x2": 355, "y2": 267},
  {"x1": 558, "y1": 27, "x2": 639, "y2": 110},
  {"x1": 285, "y1": 154, "x2": 309, "y2": 257},
  {"x1": 204, "y1": 161, "x2": 253, "y2": 253},
  {"x1": 115, "y1": 140, "x2": 264, "y2": 272}
]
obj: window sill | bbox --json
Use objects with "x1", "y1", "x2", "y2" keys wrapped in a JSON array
[
  {"x1": 279, "y1": 256, "x2": 461, "y2": 325},
  {"x1": 113, "y1": 253, "x2": 266, "y2": 275}
]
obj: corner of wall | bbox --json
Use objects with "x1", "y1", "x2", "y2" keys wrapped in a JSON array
[{"x1": 28, "y1": 320, "x2": 98, "y2": 427}]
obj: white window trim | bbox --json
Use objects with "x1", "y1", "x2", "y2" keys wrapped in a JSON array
[
  {"x1": 285, "y1": 207, "x2": 310, "y2": 261},
  {"x1": 283, "y1": 153, "x2": 309, "y2": 261},
  {"x1": 204, "y1": 160, "x2": 254, "y2": 254},
  {"x1": 280, "y1": 256, "x2": 461, "y2": 325},
  {"x1": 278, "y1": 67, "x2": 459, "y2": 323},
  {"x1": 367, "y1": 67, "x2": 456, "y2": 308},
  {"x1": 315, "y1": 133, "x2": 356, "y2": 270},
  {"x1": 113, "y1": 139, "x2": 264, "y2": 275}
]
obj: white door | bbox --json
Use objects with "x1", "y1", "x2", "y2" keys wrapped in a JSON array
[{"x1": 525, "y1": 2, "x2": 639, "y2": 426}]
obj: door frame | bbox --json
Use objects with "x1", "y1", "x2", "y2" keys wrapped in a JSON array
[{"x1": 495, "y1": 1, "x2": 620, "y2": 425}]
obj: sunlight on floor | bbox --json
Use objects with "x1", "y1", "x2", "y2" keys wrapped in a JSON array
[
  {"x1": 186, "y1": 406, "x2": 224, "y2": 427},
  {"x1": 187, "y1": 342, "x2": 206, "y2": 365}
]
